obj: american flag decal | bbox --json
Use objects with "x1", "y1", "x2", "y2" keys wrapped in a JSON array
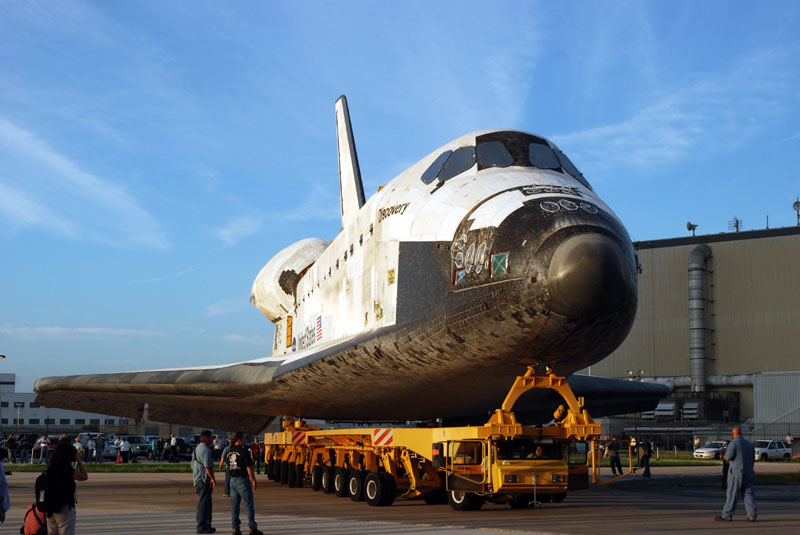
[{"x1": 315, "y1": 315, "x2": 322, "y2": 341}]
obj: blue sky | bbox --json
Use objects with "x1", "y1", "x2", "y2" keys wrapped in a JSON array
[{"x1": 1, "y1": 1, "x2": 798, "y2": 391}]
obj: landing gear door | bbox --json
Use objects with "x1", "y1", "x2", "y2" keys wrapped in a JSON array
[
  {"x1": 565, "y1": 441, "x2": 589, "y2": 491},
  {"x1": 445, "y1": 440, "x2": 486, "y2": 492}
]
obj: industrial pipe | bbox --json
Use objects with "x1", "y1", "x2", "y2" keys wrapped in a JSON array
[{"x1": 688, "y1": 245, "x2": 712, "y2": 392}]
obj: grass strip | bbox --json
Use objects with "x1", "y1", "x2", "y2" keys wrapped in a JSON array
[{"x1": 7, "y1": 463, "x2": 192, "y2": 473}]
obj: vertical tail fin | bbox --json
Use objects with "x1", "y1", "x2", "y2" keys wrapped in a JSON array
[{"x1": 335, "y1": 95, "x2": 365, "y2": 228}]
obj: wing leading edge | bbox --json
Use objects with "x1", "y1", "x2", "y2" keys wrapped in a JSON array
[{"x1": 34, "y1": 360, "x2": 286, "y2": 434}]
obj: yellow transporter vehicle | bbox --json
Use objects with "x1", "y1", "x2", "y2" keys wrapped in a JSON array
[{"x1": 263, "y1": 368, "x2": 601, "y2": 511}]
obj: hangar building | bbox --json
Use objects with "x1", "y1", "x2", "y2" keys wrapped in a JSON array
[{"x1": 583, "y1": 225, "x2": 800, "y2": 444}]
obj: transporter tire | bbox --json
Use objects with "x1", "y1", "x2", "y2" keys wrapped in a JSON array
[
  {"x1": 271, "y1": 459, "x2": 281, "y2": 481},
  {"x1": 348, "y1": 470, "x2": 365, "y2": 502},
  {"x1": 423, "y1": 489, "x2": 448, "y2": 505},
  {"x1": 548, "y1": 492, "x2": 566, "y2": 503},
  {"x1": 311, "y1": 465, "x2": 323, "y2": 491},
  {"x1": 295, "y1": 464, "x2": 305, "y2": 488},
  {"x1": 279, "y1": 461, "x2": 289, "y2": 484},
  {"x1": 508, "y1": 494, "x2": 533, "y2": 509},
  {"x1": 266, "y1": 459, "x2": 275, "y2": 480},
  {"x1": 365, "y1": 472, "x2": 395, "y2": 507},
  {"x1": 784, "y1": 453, "x2": 791, "y2": 461},
  {"x1": 287, "y1": 462, "x2": 297, "y2": 487},
  {"x1": 761, "y1": 453, "x2": 768, "y2": 461},
  {"x1": 322, "y1": 466, "x2": 335, "y2": 494},
  {"x1": 447, "y1": 490, "x2": 485, "y2": 511},
  {"x1": 334, "y1": 467, "x2": 349, "y2": 497},
  {"x1": 378, "y1": 472, "x2": 396, "y2": 506}
]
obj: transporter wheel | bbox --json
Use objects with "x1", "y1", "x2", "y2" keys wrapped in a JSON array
[
  {"x1": 378, "y1": 473, "x2": 396, "y2": 506},
  {"x1": 548, "y1": 492, "x2": 566, "y2": 503},
  {"x1": 784, "y1": 453, "x2": 791, "y2": 461},
  {"x1": 321, "y1": 466, "x2": 335, "y2": 494},
  {"x1": 334, "y1": 467, "x2": 350, "y2": 497},
  {"x1": 271, "y1": 459, "x2": 281, "y2": 481},
  {"x1": 447, "y1": 490, "x2": 485, "y2": 511},
  {"x1": 714, "y1": 453, "x2": 720, "y2": 459},
  {"x1": 266, "y1": 459, "x2": 275, "y2": 480},
  {"x1": 311, "y1": 465, "x2": 323, "y2": 491},
  {"x1": 423, "y1": 489, "x2": 448, "y2": 505},
  {"x1": 295, "y1": 464, "x2": 305, "y2": 488},
  {"x1": 287, "y1": 462, "x2": 297, "y2": 487},
  {"x1": 761, "y1": 454, "x2": 768, "y2": 461},
  {"x1": 279, "y1": 461, "x2": 289, "y2": 484},
  {"x1": 365, "y1": 472, "x2": 395, "y2": 507},
  {"x1": 348, "y1": 470, "x2": 365, "y2": 502},
  {"x1": 508, "y1": 494, "x2": 533, "y2": 509}
]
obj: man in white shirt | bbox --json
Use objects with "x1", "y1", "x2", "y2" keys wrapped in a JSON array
[
  {"x1": 120, "y1": 438, "x2": 131, "y2": 463},
  {"x1": 169, "y1": 434, "x2": 179, "y2": 463},
  {"x1": 86, "y1": 436, "x2": 96, "y2": 462},
  {"x1": 33, "y1": 435, "x2": 50, "y2": 464}
]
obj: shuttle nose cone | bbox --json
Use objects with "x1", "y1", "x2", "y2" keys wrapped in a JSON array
[{"x1": 547, "y1": 233, "x2": 631, "y2": 317}]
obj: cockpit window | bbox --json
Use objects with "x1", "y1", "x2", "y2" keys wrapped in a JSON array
[
  {"x1": 555, "y1": 150, "x2": 591, "y2": 189},
  {"x1": 529, "y1": 142, "x2": 560, "y2": 170},
  {"x1": 420, "y1": 130, "x2": 592, "y2": 191},
  {"x1": 438, "y1": 146, "x2": 476, "y2": 182},
  {"x1": 477, "y1": 141, "x2": 513, "y2": 169},
  {"x1": 421, "y1": 150, "x2": 452, "y2": 185}
]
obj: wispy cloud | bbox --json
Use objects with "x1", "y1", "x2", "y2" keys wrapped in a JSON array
[
  {"x1": 0, "y1": 118, "x2": 169, "y2": 248},
  {"x1": 0, "y1": 324, "x2": 163, "y2": 341},
  {"x1": 274, "y1": 184, "x2": 340, "y2": 222},
  {"x1": 552, "y1": 48, "x2": 797, "y2": 177},
  {"x1": 224, "y1": 333, "x2": 270, "y2": 344},
  {"x1": 0, "y1": 182, "x2": 77, "y2": 236},
  {"x1": 128, "y1": 267, "x2": 199, "y2": 284},
  {"x1": 214, "y1": 216, "x2": 263, "y2": 245},
  {"x1": 205, "y1": 299, "x2": 246, "y2": 316}
]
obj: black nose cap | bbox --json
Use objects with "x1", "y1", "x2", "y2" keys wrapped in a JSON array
[{"x1": 547, "y1": 233, "x2": 631, "y2": 317}]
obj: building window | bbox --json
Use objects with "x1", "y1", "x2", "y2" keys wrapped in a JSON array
[
  {"x1": 104, "y1": 419, "x2": 115, "y2": 424},
  {"x1": 75, "y1": 419, "x2": 85, "y2": 425},
  {"x1": 1, "y1": 418, "x2": 7, "y2": 424},
  {"x1": 44, "y1": 418, "x2": 55, "y2": 425},
  {"x1": 29, "y1": 402, "x2": 40, "y2": 408},
  {"x1": 60, "y1": 419, "x2": 70, "y2": 424},
  {"x1": 13, "y1": 419, "x2": 23, "y2": 425},
  {"x1": 0, "y1": 402, "x2": 8, "y2": 408},
  {"x1": 89, "y1": 419, "x2": 100, "y2": 425},
  {"x1": 29, "y1": 419, "x2": 40, "y2": 424},
  {"x1": 118, "y1": 419, "x2": 128, "y2": 425}
]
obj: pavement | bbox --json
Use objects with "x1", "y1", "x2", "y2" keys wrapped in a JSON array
[{"x1": 2, "y1": 464, "x2": 798, "y2": 534}]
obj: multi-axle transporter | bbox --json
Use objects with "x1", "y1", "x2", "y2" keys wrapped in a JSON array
[{"x1": 264, "y1": 367, "x2": 607, "y2": 510}]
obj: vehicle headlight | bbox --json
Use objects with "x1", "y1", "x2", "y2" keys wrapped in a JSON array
[
  {"x1": 503, "y1": 474, "x2": 520, "y2": 483},
  {"x1": 551, "y1": 474, "x2": 565, "y2": 483}
]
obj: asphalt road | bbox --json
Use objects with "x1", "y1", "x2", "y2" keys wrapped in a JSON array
[{"x1": 3, "y1": 465, "x2": 798, "y2": 534}]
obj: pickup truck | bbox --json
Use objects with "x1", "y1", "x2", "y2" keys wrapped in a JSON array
[{"x1": 753, "y1": 440, "x2": 792, "y2": 461}]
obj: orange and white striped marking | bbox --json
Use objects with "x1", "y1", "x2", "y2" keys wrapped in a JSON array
[
  {"x1": 291, "y1": 431, "x2": 307, "y2": 444},
  {"x1": 372, "y1": 428, "x2": 394, "y2": 446}
]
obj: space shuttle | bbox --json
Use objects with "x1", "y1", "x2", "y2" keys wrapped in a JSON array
[{"x1": 35, "y1": 96, "x2": 669, "y2": 432}]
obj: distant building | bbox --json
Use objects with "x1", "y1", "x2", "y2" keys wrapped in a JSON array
[{"x1": 584, "y1": 225, "x2": 800, "y2": 443}]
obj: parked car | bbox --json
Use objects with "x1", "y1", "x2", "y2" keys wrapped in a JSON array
[
  {"x1": 693, "y1": 440, "x2": 729, "y2": 459},
  {"x1": 753, "y1": 440, "x2": 792, "y2": 461},
  {"x1": 102, "y1": 435, "x2": 148, "y2": 459}
]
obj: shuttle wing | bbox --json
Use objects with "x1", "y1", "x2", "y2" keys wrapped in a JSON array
[{"x1": 34, "y1": 360, "x2": 287, "y2": 433}]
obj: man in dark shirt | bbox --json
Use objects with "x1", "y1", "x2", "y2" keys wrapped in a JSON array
[
  {"x1": 225, "y1": 432, "x2": 263, "y2": 535},
  {"x1": 605, "y1": 436, "x2": 622, "y2": 476}
]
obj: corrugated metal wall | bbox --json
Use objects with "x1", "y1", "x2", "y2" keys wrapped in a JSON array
[
  {"x1": 754, "y1": 372, "x2": 800, "y2": 424},
  {"x1": 584, "y1": 229, "x2": 800, "y2": 422}
]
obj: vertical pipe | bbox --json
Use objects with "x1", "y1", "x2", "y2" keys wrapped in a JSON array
[{"x1": 688, "y1": 245, "x2": 712, "y2": 392}]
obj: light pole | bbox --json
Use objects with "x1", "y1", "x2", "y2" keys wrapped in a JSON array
[{"x1": 14, "y1": 402, "x2": 24, "y2": 434}]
